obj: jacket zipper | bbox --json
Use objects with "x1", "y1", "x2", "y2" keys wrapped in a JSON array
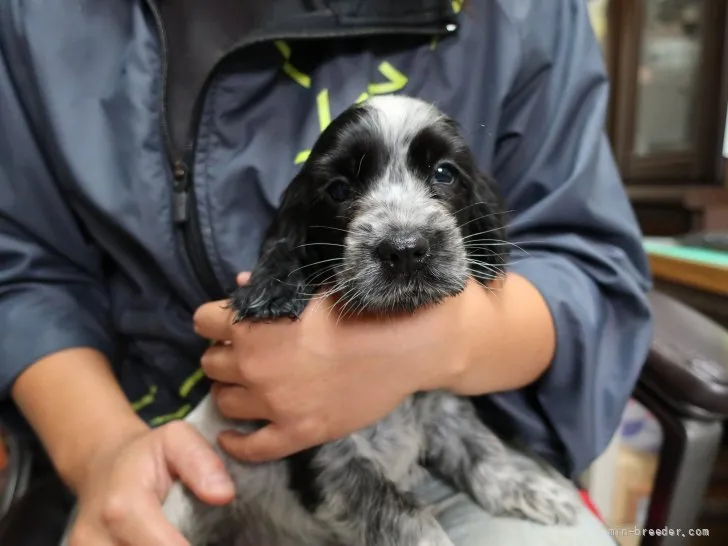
[{"x1": 144, "y1": 0, "x2": 458, "y2": 300}]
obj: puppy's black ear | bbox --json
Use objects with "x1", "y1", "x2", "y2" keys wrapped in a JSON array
[
  {"x1": 229, "y1": 176, "x2": 312, "y2": 323},
  {"x1": 460, "y1": 173, "x2": 509, "y2": 285}
]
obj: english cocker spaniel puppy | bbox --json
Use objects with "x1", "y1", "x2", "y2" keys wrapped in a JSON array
[{"x1": 162, "y1": 96, "x2": 580, "y2": 546}]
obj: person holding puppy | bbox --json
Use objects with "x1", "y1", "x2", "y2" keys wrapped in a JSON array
[{"x1": 0, "y1": 1, "x2": 651, "y2": 545}]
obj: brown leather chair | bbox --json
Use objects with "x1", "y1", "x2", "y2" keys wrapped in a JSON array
[
  {"x1": 633, "y1": 292, "x2": 728, "y2": 546},
  {"x1": 0, "y1": 291, "x2": 727, "y2": 546}
]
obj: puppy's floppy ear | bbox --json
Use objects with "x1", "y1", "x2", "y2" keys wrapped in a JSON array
[
  {"x1": 460, "y1": 172, "x2": 509, "y2": 283},
  {"x1": 229, "y1": 175, "x2": 312, "y2": 323}
]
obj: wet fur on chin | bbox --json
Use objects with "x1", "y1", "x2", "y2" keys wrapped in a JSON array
[{"x1": 163, "y1": 96, "x2": 581, "y2": 546}]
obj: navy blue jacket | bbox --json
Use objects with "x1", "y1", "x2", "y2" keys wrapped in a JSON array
[{"x1": 0, "y1": 0, "x2": 652, "y2": 478}]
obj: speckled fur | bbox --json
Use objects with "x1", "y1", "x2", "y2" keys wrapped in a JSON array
[{"x1": 162, "y1": 97, "x2": 580, "y2": 546}]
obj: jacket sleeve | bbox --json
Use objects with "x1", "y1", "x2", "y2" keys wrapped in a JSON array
[
  {"x1": 486, "y1": 0, "x2": 653, "y2": 477},
  {"x1": 0, "y1": 40, "x2": 113, "y2": 397}
]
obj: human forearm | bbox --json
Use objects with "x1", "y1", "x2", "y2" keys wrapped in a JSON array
[
  {"x1": 11, "y1": 347, "x2": 148, "y2": 492},
  {"x1": 446, "y1": 273, "x2": 556, "y2": 396},
  {"x1": 14, "y1": 352, "x2": 236, "y2": 546}
]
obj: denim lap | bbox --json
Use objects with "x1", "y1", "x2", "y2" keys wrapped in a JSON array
[{"x1": 411, "y1": 475, "x2": 617, "y2": 546}]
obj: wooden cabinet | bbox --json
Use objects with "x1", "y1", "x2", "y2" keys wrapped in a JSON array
[{"x1": 588, "y1": 0, "x2": 728, "y2": 235}]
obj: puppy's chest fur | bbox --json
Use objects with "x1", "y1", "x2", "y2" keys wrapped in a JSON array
[
  {"x1": 320, "y1": 395, "x2": 425, "y2": 485},
  {"x1": 165, "y1": 391, "x2": 453, "y2": 546},
  {"x1": 164, "y1": 388, "x2": 578, "y2": 546}
]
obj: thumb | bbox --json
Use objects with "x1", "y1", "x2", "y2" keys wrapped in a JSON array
[
  {"x1": 237, "y1": 271, "x2": 252, "y2": 286},
  {"x1": 161, "y1": 422, "x2": 235, "y2": 505},
  {"x1": 218, "y1": 424, "x2": 296, "y2": 463}
]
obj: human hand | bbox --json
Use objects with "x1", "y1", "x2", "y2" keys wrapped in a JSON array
[
  {"x1": 66, "y1": 422, "x2": 235, "y2": 546},
  {"x1": 195, "y1": 271, "x2": 477, "y2": 463}
]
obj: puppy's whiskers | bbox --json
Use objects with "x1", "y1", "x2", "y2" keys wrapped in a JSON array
[
  {"x1": 309, "y1": 225, "x2": 354, "y2": 235},
  {"x1": 307, "y1": 281, "x2": 347, "y2": 306},
  {"x1": 305, "y1": 264, "x2": 348, "y2": 285},
  {"x1": 294, "y1": 242, "x2": 346, "y2": 250},
  {"x1": 291, "y1": 267, "x2": 356, "y2": 300},
  {"x1": 356, "y1": 154, "x2": 366, "y2": 177},
  {"x1": 466, "y1": 258, "x2": 504, "y2": 275},
  {"x1": 286, "y1": 257, "x2": 344, "y2": 277},
  {"x1": 450, "y1": 201, "x2": 490, "y2": 216},
  {"x1": 464, "y1": 238, "x2": 529, "y2": 255},
  {"x1": 327, "y1": 281, "x2": 362, "y2": 322},
  {"x1": 461, "y1": 224, "x2": 512, "y2": 240},
  {"x1": 272, "y1": 264, "x2": 340, "y2": 291},
  {"x1": 463, "y1": 241, "x2": 514, "y2": 248},
  {"x1": 466, "y1": 266, "x2": 505, "y2": 301},
  {"x1": 336, "y1": 283, "x2": 369, "y2": 323},
  {"x1": 456, "y1": 210, "x2": 511, "y2": 231},
  {"x1": 459, "y1": 205, "x2": 513, "y2": 217}
]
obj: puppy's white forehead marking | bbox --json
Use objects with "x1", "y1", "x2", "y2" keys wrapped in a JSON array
[
  {"x1": 354, "y1": 96, "x2": 446, "y2": 229},
  {"x1": 364, "y1": 95, "x2": 444, "y2": 148}
]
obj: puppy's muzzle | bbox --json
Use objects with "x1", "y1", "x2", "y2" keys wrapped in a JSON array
[{"x1": 376, "y1": 233, "x2": 430, "y2": 276}]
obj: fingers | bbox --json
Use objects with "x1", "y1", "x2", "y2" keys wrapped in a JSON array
[
  {"x1": 218, "y1": 417, "x2": 328, "y2": 463},
  {"x1": 218, "y1": 424, "x2": 299, "y2": 463},
  {"x1": 191, "y1": 271, "x2": 249, "y2": 340},
  {"x1": 102, "y1": 491, "x2": 190, "y2": 546},
  {"x1": 200, "y1": 344, "x2": 240, "y2": 384},
  {"x1": 212, "y1": 384, "x2": 270, "y2": 421},
  {"x1": 161, "y1": 422, "x2": 235, "y2": 505},
  {"x1": 201, "y1": 341, "x2": 271, "y2": 419},
  {"x1": 193, "y1": 300, "x2": 233, "y2": 341}
]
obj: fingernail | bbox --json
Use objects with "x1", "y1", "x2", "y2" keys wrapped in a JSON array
[{"x1": 204, "y1": 473, "x2": 235, "y2": 495}]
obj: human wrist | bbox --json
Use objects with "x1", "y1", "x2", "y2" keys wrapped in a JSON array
[
  {"x1": 407, "y1": 283, "x2": 489, "y2": 393},
  {"x1": 57, "y1": 413, "x2": 149, "y2": 494},
  {"x1": 442, "y1": 273, "x2": 555, "y2": 396},
  {"x1": 11, "y1": 348, "x2": 152, "y2": 493},
  {"x1": 436, "y1": 280, "x2": 500, "y2": 393}
]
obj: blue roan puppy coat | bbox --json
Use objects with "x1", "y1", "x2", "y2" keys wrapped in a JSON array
[{"x1": 161, "y1": 96, "x2": 580, "y2": 546}]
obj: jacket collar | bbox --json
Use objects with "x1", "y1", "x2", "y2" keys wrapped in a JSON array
[{"x1": 151, "y1": 0, "x2": 460, "y2": 160}]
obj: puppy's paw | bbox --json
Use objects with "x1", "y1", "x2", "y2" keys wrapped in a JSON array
[
  {"x1": 496, "y1": 472, "x2": 579, "y2": 526},
  {"x1": 229, "y1": 280, "x2": 307, "y2": 323},
  {"x1": 469, "y1": 463, "x2": 579, "y2": 526}
]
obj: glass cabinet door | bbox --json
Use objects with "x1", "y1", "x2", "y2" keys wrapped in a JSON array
[
  {"x1": 608, "y1": 0, "x2": 724, "y2": 183},
  {"x1": 633, "y1": 0, "x2": 703, "y2": 157}
]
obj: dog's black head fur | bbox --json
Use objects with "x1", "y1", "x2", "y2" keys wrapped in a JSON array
[{"x1": 230, "y1": 96, "x2": 507, "y2": 321}]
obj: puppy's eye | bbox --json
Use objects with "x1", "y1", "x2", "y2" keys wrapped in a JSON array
[
  {"x1": 326, "y1": 178, "x2": 352, "y2": 203},
  {"x1": 431, "y1": 164, "x2": 457, "y2": 185}
]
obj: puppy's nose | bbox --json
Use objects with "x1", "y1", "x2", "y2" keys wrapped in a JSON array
[{"x1": 376, "y1": 236, "x2": 430, "y2": 274}]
